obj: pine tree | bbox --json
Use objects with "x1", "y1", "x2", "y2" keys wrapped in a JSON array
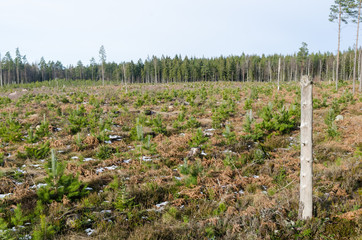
[
  {"x1": 15, "y1": 48, "x2": 22, "y2": 84},
  {"x1": 39, "y1": 57, "x2": 46, "y2": 81},
  {"x1": 22, "y1": 55, "x2": 28, "y2": 83},
  {"x1": 329, "y1": 0, "x2": 357, "y2": 90},
  {"x1": 90, "y1": 57, "x2": 96, "y2": 81},
  {"x1": 353, "y1": 0, "x2": 362, "y2": 93},
  {"x1": 99, "y1": 45, "x2": 106, "y2": 85},
  {"x1": 4, "y1": 52, "x2": 13, "y2": 84},
  {"x1": 297, "y1": 42, "x2": 309, "y2": 77}
]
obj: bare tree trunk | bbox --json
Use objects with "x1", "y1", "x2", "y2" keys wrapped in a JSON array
[
  {"x1": 9, "y1": 69, "x2": 11, "y2": 85},
  {"x1": 277, "y1": 57, "x2": 281, "y2": 91},
  {"x1": 123, "y1": 64, "x2": 128, "y2": 93},
  {"x1": 342, "y1": 54, "x2": 346, "y2": 81},
  {"x1": 326, "y1": 60, "x2": 329, "y2": 82},
  {"x1": 154, "y1": 60, "x2": 157, "y2": 83},
  {"x1": 246, "y1": 59, "x2": 249, "y2": 82},
  {"x1": 147, "y1": 68, "x2": 150, "y2": 83},
  {"x1": 358, "y1": 49, "x2": 361, "y2": 81},
  {"x1": 282, "y1": 58, "x2": 286, "y2": 82},
  {"x1": 246, "y1": 67, "x2": 249, "y2": 82},
  {"x1": 16, "y1": 64, "x2": 20, "y2": 84},
  {"x1": 360, "y1": 49, "x2": 362, "y2": 92},
  {"x1": 101, "y1": 62, "x2": 105, "y2": 86},
  {"x1": 0, "y1": 53, "x2": 3, "y2": 87},
  {"x1": 91, "y1": 65, "x2": 94, "y2": 81},
  {"x1": 122, "y1": 64, "x2": 126, "y2": 84},
  {"x1": 307, "y1": 59, "x2": 311, "y2": 76},
  {"x1": 299, "y1": 75, "x2": 313, "y2": 220},
  {"x1": 268, "y1": 61, "x2": 272, "y2": 82},
  {"x1": 353, "y1": 0, "x2": 361, "y2": 94},
  {"x1": 336, "y1": 3, "x2": 342, "y2": 90},
  {"x1": 24, "y1": 64, "x2": 27, "y2": 83},
  {"x1": 332, "y1": 60, "x2": 335, "y2": 84},
  {"x1": 319, "y1": 60, "x2": 322, "y2": 80},
  {"x1": 7, "y1": 66, "x2": 10, "y2": 85},
  {"x1": 258, "y1": 63, "x2": 261, "y2": 82}
]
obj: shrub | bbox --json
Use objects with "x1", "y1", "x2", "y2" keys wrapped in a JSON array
[
  {"x1": 113, "y1": 185, "x2": 137, "y2": 212},
  {"x1": 244, "y1": 98, "x2": 253, "y2": 110},
  {"x1": 152, "y1": 114, "x2": 167, "y2": 135},
  {"x1": 338, "y1": 90, "x2": 355, "y2": 104},
  {"x1": 213, "y1": 202, "x2": 227, "y2": 216},
  {"x1": 96, "y1": 145, "x2": 114, "y2": 160},
  {"x1": 32, "y1": 215, "x2": 56, "y2": 240},
  {"x1": 35, "y1": 116, "x2": 50, "y2": 139},
  {"x1": 177, "y1": 111, "x2": 186, "y2": 122},
  {"x1": 134, "y1": 97, "x2": 145, "y2": 108},
  {"x1": 18, "y1": 141, "x2": 50, "y2": 160},
  {"x1": 249, "y1": 87, "x2": 259, "y2": 100},
  {"x1": 313, "y1": 97, "x2": 327, "y2": 109},
  {"x1": 244, "y1": 102, "x2": 300, "y2": 141},
  {"x1": 37, "y1": 149, "x2": 89, "y2": 203},
  {"x1": 243, "y1": 110, "x2": 263, "y2": 141},
  {"x1": 0, "y1": 97, "x2": 11, "y2": 105},
  {"x1": 273, "y1": 167, "x2": 287, "y2": 186},
  {"x1": 179, "y1": 159, "x2": 203, "y2": 187},
  {"x1": 185, "y1": 116, "x2": 201, "y2": 129},
  {"x1": 130, "y1": 118, "x2": 144, "y2": 141},
  {"x1": 143, "y1": 135, "x2": 157, "y2": 154},
  {"x1": 257, "y1": 103, "x2": 299, "y2": 135},
  {"x1": 189, "y1": 128, "x2": 208, "y2": 148},
  {"x1": 26, "y1": 127, "x2": 38, "y2": 143},
  {"x1": 0, "y1": 152, "x2": 4, "y2": 166},
  {"x1": 0, "y1": 115, "x2": 22, "y2": 143},
  {"x1": 324, "y1": 108, "x2": 340, "y2": 139},
  {"x1": 222, "y1": 125, "x2": 237, "y2": 145},
  {"x1": 60, "y1": 96, "x2": 69, "y2": 103},
  {"x1": 212, "y1": 101, "x2": 235, "y2": 128},
  {"x1": 11, "y1": 204, "x2": 27, "y2": 227},
  {"x1": 67, "y1": 105, "x2": 88, "y2": 134}
]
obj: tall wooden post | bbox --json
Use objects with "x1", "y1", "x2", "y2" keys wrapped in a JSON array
[{"x1": 299, "y1": 75, "x2": 313, "y2": 220}]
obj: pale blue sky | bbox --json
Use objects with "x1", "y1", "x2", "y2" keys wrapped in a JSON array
[{"x1": 0, "y1": 0, "x2": 358, "y2": 65}]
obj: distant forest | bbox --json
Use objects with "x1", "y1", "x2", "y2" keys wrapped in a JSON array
[{"x1": 0, "y1": 46, "x2": 360, "y2": 85}]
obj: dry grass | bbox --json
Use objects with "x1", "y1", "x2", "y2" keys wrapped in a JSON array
[{"x1": 0, "y1": 81, "x2": 360, "y2": 239}]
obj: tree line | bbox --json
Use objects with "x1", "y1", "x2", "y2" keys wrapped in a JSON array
[
  {"x1": 1, "y1": 45, "x2": 362, "y2": 88},
  {"x1": 0, "y1": 0, "x2": 362, "y2": 93}
]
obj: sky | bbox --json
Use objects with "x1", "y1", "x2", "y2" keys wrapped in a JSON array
[{"x1": 0, "y1": 0, "x2": 359, "y2": 65}]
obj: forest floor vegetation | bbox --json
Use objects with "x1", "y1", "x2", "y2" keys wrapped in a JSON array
[{"x1": 0, "y1": 80, "x2": 361, "y2": 239}]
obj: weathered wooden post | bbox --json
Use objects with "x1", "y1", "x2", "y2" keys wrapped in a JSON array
[{"x1": 299, "y1": 75, "x2": 313, "y2": 220}]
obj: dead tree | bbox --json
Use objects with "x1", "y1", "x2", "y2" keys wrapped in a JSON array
[{"x1": 299, "y1": 75, "x2": 313, "y2": 220}]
